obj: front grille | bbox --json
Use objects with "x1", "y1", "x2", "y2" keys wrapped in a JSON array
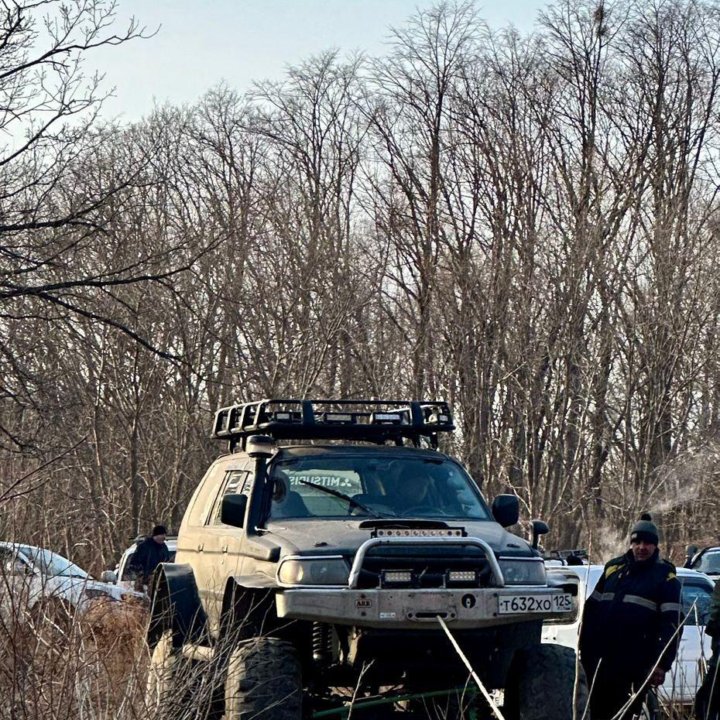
[{"x1": 355, "y1": 545, "x2": 493, "y2": 589}]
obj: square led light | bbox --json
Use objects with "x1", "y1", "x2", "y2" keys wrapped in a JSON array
[
  {"x1": 371, "y1": 412, "x2": 402, "y2": 424},
  {"x1": 448, "y1": 570, "x2": 477, "y2": 583},
  {"x1": 275, "y1": 412, "x2": 292, "y2": 421},
  {"x1": 324, "y1": 413, "x2": 354, "y2": 423},
  {"x1": 382, "y1": 570, "x2": 413, "y2": 584}
]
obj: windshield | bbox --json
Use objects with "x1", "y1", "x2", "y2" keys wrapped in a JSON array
[
  {"x1": 268, "y1": 454, "x2": 491, "y2": 521},
  {"x1": 19, "y1": 546, "x2": 89, "y2": 579},
  {"x1": 681, "y1": 579, "x2": 714, "y2": 626},
  {"x1": 697, "y1": 552, "x2": 720, "y2": 575}
]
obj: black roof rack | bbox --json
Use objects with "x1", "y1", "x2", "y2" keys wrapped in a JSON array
[{"x1": 212, "y1": 399, "x2": 455, "y2": 450}]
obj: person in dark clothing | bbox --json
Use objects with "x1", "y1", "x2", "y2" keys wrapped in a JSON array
[
  {"x1": 128, "y1": 524, "x2": 170, "y2": 590},
  {"x1": 694, "y1": 580, "x2": 720, "y2": 719},
  {"x1": 579, "y1": 513, "x2": 683, "y2": 720}
]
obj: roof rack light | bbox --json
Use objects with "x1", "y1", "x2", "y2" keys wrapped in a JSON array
[
  {"x1": 210, "y1": 399, "x2": 455, "y2": 449},
  {"x1": 324, "y1": 412, "x2": 355, "y2": 424},
  {"x1": 371, "y1": 412, "x2": 403, "y2": 425}
]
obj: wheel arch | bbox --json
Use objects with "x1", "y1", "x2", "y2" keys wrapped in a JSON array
[
  {"x1": 147, "y1": 563, "x2": 207, "y2": 648},
  {"x1": 220, "y1": 575, "x2": 280, "y2": 640}
]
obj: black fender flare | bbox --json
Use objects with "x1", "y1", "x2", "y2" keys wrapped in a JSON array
[
  {"x1": 147, "y1": 563, "x2": 207, "y2": 648},
  {"x1": 220, "y1": 575, "x2": 279, "y2": 639}
]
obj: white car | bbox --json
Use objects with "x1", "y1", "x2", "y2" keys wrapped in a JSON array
[
  {"x1": 102, "y1": 536, "x2": 177, "y2": 593},
  {"x1": 0, "y1": 541, "x2": 144, "y2": 621},
  {"x1": 542, "y1": 563, "x2": 714, "y2": 710}
]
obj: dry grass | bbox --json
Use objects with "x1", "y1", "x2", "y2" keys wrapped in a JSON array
[
  {"x1": 0, "y1": 593, "x2": 650, "y2": 720},
  {"x1": 0, "y1": 596, "x2": 151, "y2": 720}
]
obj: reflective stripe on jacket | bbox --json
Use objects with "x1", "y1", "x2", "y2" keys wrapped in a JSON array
[{"x1": 579, "y1": 549, "x2": 683, "y2": 675}]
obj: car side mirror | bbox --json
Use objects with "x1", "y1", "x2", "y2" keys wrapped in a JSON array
[
  {"x1": 531, "y1": 519, "x2": 550, "y2": 549},
  {"x1": 100, "y1": 570, "x2": 117, "y2": 584},
  {"x1": 491, "y1": 495, "x2": 519, "y2": 528},
  {"x1": 5, "y1": 560, "x2": 32, "y2": 576},
  {"x1": 221, "y1": 494, "x2": 248, "y2": 528}
]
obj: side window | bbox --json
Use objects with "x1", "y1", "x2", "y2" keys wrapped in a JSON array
[{"x1": 208, "y1": 469, "x2": 253, "y2": 525}]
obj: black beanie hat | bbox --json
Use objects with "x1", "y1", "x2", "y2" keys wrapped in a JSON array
[
  {"x1": 630, "y1": 513, "x2": 659, "y2": 545},
  {"x1": 152, "y1": 525, "x2": 167, "y2": 537}
]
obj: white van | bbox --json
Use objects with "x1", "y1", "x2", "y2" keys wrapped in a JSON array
[{"x1": 542, "y1": 564, "x2": 714, "y2": 710}]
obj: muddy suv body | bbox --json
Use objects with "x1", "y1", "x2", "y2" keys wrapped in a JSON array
[{"x1": 146, "y1": 399, "x2": 584, "y2": 719}]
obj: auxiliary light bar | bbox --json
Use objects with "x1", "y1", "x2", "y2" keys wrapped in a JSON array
[{"x1": 211, "y1": 398, "x2": 455, "y2": 449}]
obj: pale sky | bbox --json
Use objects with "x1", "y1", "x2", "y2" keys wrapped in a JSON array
[{"x1": 93, "y1": 0, "x2": 550, "y2": 123}]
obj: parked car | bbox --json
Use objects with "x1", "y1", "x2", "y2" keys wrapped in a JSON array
[
  {"x1": 686, "y1": 546, "x2": 720, "y2": 579},
  {"x1": 542, "y1": 563, "x2": 715, "y2": 710},
  {"x1": 0, "y1": 541, "x2": 144, "y2": 621},
  {"x1": 102, "y1": 536, "x2": 177, "y2": 592}
]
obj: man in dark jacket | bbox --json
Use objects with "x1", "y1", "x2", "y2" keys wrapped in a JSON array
[
  {"x1": 579, "y1": 513, "x2": 683, "y2": 720},
  {"x1": 695, "y1": 580, "x2": 720, "y2": 719},
  {"x1": 128, "y1": 524, "x2": 170, "y2": 590}
]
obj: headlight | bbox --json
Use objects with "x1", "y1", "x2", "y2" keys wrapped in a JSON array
[
  {"x1": 83, "y1": 587, "x2": 117, "y2": 601},
  {"x1": 120, "y1": 591, "x2": 149, "y2": 606},
  {"x1": 498, "y1": 558, "x2": 547, "y2": 585},
  {"x1": 277, "y1": 556, "x2": 349, "y2": 586}
]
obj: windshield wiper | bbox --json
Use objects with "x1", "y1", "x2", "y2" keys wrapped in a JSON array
[{"x1": 298, "y1": 480, "x2": 386, "y2": 518}]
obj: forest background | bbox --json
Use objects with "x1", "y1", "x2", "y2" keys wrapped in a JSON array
[{"x1": 1, "y1": 0, "x2": 718, "y2": 574}]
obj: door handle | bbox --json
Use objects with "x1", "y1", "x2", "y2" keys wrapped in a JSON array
[{"x1": 197, "y1": 543, "x2": 204, "y2": 552}]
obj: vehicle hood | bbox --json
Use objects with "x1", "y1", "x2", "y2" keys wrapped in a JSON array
[
  {"x1": 38, "y1": 575, "x2": 144, "y2": 608},
  {"x1": 264, "y1": 518, "x2": 532, "y2": 557},
  {"x1": 659, "y1": 625, "x2": 714, "y2": 704}
]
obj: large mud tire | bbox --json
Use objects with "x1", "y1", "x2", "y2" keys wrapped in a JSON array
[
  {"x1": 504, "y1": 644, "x2": 589, "y2": 720},
  {"x1": 145, "y1": 630, "x2": 198, "y2": 720},
  {"x1": 224, "y1": 637, "x2": 302, "y2": 719}
]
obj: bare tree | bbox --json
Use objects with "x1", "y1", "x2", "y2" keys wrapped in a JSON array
[{"x1": 365, "y1": 1, "x2": 480, "y2": 399}]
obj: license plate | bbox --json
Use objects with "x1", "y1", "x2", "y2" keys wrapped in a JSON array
[{"x1": 497, "y1": 593, "x2": 573, "y2": 615}]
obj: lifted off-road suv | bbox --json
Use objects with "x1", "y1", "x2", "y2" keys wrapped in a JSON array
[{"x1": 145, "y1": 399, "x2": 586, "y2": 719}]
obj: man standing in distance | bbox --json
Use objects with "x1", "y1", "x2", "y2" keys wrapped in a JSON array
[
  {"x1": 579, "y1": 513, "x2": 683, "y2": 720},
  {"x1": 129, "y1": 524, "x2": 170, "y2": 591}
]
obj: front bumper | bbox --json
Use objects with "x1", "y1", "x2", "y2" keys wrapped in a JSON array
[{"x1": 276, "y1": 586, "x2": 572, "y2": 630}]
